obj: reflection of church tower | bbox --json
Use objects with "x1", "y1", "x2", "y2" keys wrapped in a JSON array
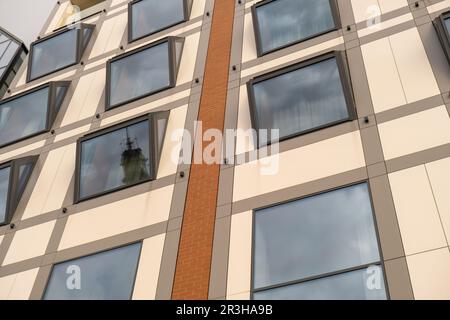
[{"x1": 120, "y1": 128, "x2": 149, "y2": 184}]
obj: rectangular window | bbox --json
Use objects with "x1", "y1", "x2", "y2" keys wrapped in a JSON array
[
  {"x1": 252, "y1": 183, "x2": 387, "y2": 300},
  {"x1": 434, "y1": 11, "x2": 450, "y2": 63},
  {"x1": 0, "y1": 157, "x2": 37, "y2": 226},
  {"x1": 27, "y1": 24, "x2": 94, "y2": 82},
  {"x1": 252, "y1": 0, "x2": 340, "y2": 56},
  {"x1": 44, "y1": 242, "x2": 142, "y2": 300},
  {"x1": 247, "y1": 51, "x2": 355, "y2": 147},
  {"x1": 106, "y1": 37, "x2": 184, "y2": 109},
  {"x1": 75, "y1": 112, "x2": 169, "y2": 202},
  {"x1": 0, "y1": 82, "x2": 70, "y2": 147},
  {"x1": 129, "y1": 0, "x2": 192, "y2": 42}
]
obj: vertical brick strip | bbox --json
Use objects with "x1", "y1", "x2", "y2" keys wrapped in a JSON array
[{"x1": 172, "y1": 0, "x2": 235, "y2": 300}]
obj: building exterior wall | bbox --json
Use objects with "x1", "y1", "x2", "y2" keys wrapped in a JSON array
[{"x1": 0, "y1": 0, "x2": 449, "y2": 300}]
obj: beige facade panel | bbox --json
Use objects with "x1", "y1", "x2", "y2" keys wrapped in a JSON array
[
  {"x1": 190, "y1": 0, "x2": 207, "y2": 19},
  {"x1": 389, "y1": 165, "x2": 447, "y2": 256},
  {"x1": 132, "y1": 234, "x2": 166, "y2": 300},
  {"x1": 226, "y1": 211, "x2": 252, "y2": 298},
  {"x1": 0, "y1": 268, "x2": 39, "y2": 300},
  {"x1": 388, "y1": 28, "x2": 440, "y2": 104},
  {"x1": 13, "y1": 70, "x2": 77, "y2": 96},
  {"x1": 45, "y1": 1, "x2": 71, "y2": 35},
  {"x1": 241, "y1": 36, "x2": 344, "y2": 78},
  {"x1": 61, "y1": 69, "x2": 105, "y2": 127},
  {"x1": 3, "y1": 221, "x2": 56, "y2": 265},
  {"x1": 425, "y1": 157, "x2": 450, "y2": 245},
  {"x1": 111, "y1": 0, "x2": 128, "y2": 7},
  {"x1": 0, "y1": 140, "x2": 46, "y2": 163},
  {"x1": 100, "y1": 90, "x2": 190, "y2": 128},
  {"x1": 89, "y1": 12, "x2": 127, "y2": 59},
  {"x1": 54, "y1": 124, "x2": 91, "y2": 142},
  {"x1": 241, "y1": 12, "x2": 257, "y2": 64},
  {"x1": 157, "y1": 105, "x2": 188, "y2": 179},
  {"x1": 427, "y1": 0, "x2": 450, "y2": 14},
  {"x1": 407, "y1": 248, "x2": 450, "y2": 300},
  {"x1": 362, "y1": 27, "x2": 440, "y2": 113},
  {"x1": 22, "y1": 144, "x2": 76, "y2": 220},
  {"x1": 357, "y1": 13, "x2": 413, "y2": 38},
  {"x1": 351, "y1": 0, "x2": 408, "y2": 23},
  {"x1": 176, "y1": 32, "x2": 201, "y2": 86},
  {"x1": 361, "y1": 37, "x2": 406, "y2": 113},
  {"x1": 233, "y1": 132, "x2": 366, "y2": 202},
  {"x1": 58, "y1": 185, "x2": 173, "y2": 250},
  {"x1": 378, "y1": 106, "x2": 450, "y2": 160},
  {"x1": 236, "y1": 85, "x2": 255, "y2": 154}
]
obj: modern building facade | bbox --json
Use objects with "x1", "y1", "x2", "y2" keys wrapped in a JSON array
[{"x1": 0, "y1": 0, "x2": 449, "y2": 300}]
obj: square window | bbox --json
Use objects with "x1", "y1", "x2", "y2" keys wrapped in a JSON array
[
  {"x1": 27, "y1": 24, "x2": 94, "y2": 82},
  {"x1": 106, "y1": 37, "x2": 184, "y2": 109},
  {"x1": 129, "y1": 0, "x2": 192, "y2": 42},
  {"x1": 0, "y1": 82, "x2": 70, "y2": 147},
  {"x1": 75, "y1": 112, "x2": 169, "y2": 202},
  {"x1": 247, "y1": 51, "x2": 355, "y2": 147},
  {"x1": 252, "y1": 183, "x2": 387, "y2": 300},
  {"x1": 44, "y1": 242, "x2": 142, "y2": 300},
  {"x1": 252, "y1": 0, "x2": 340, "y2": 56},
  {"x1": 434, "y1": 11, "x2": 450, "y2": 63},
  {"x1": 0, "y1": 156, "x2": 38, "y2": 226}
]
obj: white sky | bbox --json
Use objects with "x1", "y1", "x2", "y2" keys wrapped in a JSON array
[{"x1": 0, "y1": 0, "x2": 56, "y2": 47}]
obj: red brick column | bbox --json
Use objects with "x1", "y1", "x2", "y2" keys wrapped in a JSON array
[{"x1": 171, "y1": 0, "x2": 235, "y2": 300}]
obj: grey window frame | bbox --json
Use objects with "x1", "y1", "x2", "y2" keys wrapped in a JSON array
[
  {"x1": 0, "y1": 26, "x2": 28, "y2": 99},
  {"x1": 128, "y1": 0, "x2": 193, "y2": 43},
  {"x1": 433, "y1": 10, "x2": 450, "y2": 63},
  {"x1": 105, "y1": 36, "x2": 184, "y2": 110},
  {"x1": 250, "y1": 181, "x2": 390, "y2": 300},
  {"x1": 0, "y1": 81, "x2": 71, "y2": 148},
  {"x1": 74, "y1": 111, "x2": 169, "y2": 203},
  {"x1": 0, "y1": 156, "x2": 38, "y2": 226},
  {"x1": 247, "y1": 51, "x2": 356, "y2": 148},
  {"x1": 251, "y1": 0, "x2": 341, "y2": 57},
  {"x1": 27, "y1": 23, "x2": 95, "y2": 82},
  {"x1": 43, "y1": 241, "x2": 143, "y2": 300}
]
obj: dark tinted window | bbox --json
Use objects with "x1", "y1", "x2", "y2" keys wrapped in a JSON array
[
  {"x1": 79, "y1": 120, "x2": 152, "y2": 200},
  {"x1": 29, "y1": 29, "x2": 78, "y2": 81},
  {"x1": 0, "y1": 166, "x2": 10, "y2": 224},
  {"x1": 108, "y1": 41, "x2": 171, "y2": 108},
  {"x1": 253, "y1": 183, "x2": 386, "y2": 299},
  {"x1": 254, "y1": 0, "x2": 337, "y2": 55},
  {"x1": 249, "y1": 55, "x2": 351, "y2": 146},
  {"x1": 0, "y1": 87, "x2": 49, "y2": 146},
  {"x1": 130, "y1": 0, "x2": 186, "y2": 41},
  {"x1": 44, "y1": 243, "x2": 142, "y2": 300},
  {"x1": 445, "y1": 17, "x2": 450, "y2": 34}
]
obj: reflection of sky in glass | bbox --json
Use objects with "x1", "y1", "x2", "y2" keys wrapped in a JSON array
[
  {"x1": 80, "y1": 121, "x2": 151, "y2": 199},
  {"x1": 110, "y1": 42, "x2": 170, "y2": 107},
  {"x1": 445, "y1": 18, "x2": 450, "y2": 34},
  {"x1": 0, "y1": 87, "x2": 49, "y2": 146},
  {"x1": 256, "y1": 0, "x2": 335, "y2": 54},
  {"x1": 254, "y1": 267, "x2": 387, "y2": 300},
  {"x1": 253, "y1": 57, "x2": 348, "y2": 144},
  {"x1": 44, "y1": 243, "x2": 142, "y2": 300},
  {"x1": 132, "y1": 0, "x2": 185, "y2": 40},
  {"x1": 30, "y1": 29, "x2": 77, "y2": 80},
  {"x1": 254, "y1": 183, "x2": 380, "y2": 290},
  {"x1": 0, "y1": 166, "x2": 10, "y2": 223}
]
